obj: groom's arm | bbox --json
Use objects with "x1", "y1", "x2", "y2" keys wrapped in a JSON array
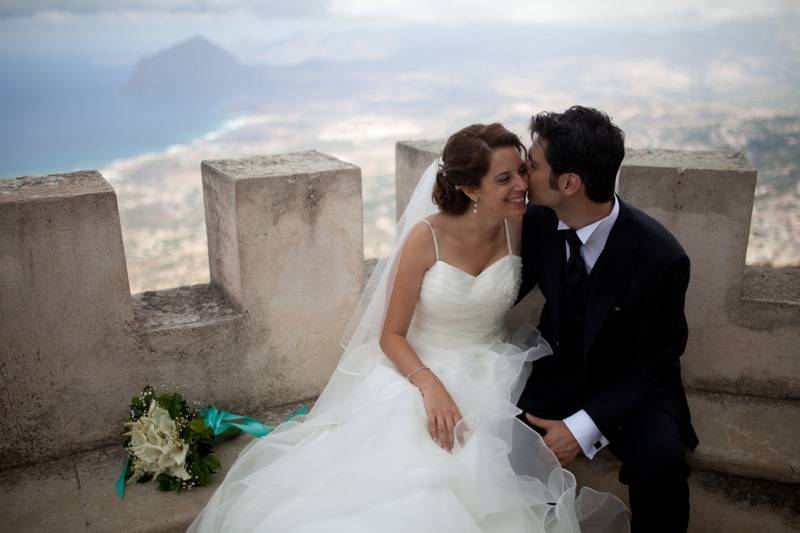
[{"x1": 582, "y1": 253, "x2": 691, "y2": 438}]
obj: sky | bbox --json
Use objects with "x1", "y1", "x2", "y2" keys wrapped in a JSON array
[
  {"x1": 3, "y1": 0, "x2": 799, "y2": 21},
  {"x1": 2, "y1": 0, "x2": 799, "y2": 65}
]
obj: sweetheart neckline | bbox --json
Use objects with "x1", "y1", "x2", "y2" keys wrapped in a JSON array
[{"x1": 432, "y1": 254, "x2": 520, "y2": 280}]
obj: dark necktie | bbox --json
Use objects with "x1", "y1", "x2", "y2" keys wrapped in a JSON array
[
  {"x1": 560, "y1": 229, "x2": 590, "y2": 365},
  {"x1": 564, "y1": 229, "x2": 588, "y2": 288}
]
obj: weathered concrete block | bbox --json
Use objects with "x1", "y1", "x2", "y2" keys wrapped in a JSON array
[
  {"x1": 620, "y1": 150, "x2": 799, "y2": 398},
  {"x1": 569, "y1": 455, "x2": 800, "y2": 533},
  {"x1": 0, "y1": 152, "x2": 364, "y2": 471},
  {"x1": 0, "y1": 172, "x2": 133, "y2": 467},
  {"x1": 202, "y1": 151, "x2": 363, "y2": 409},
  {"x1": 0, "y1": 400, "x2": 310, "y2": 533},
  {"x1": 687, "y1": 390, "x2": 800, "y2": 484},
  {"x1": 620, "y1": 149, "x2": 757, "y2": 322},
  {"x1": 395, "y1": 140, "x2": 445, "y2": 219}
]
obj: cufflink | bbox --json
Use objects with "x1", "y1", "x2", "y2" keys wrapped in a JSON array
[
  {"x1": 594, "y1": 441, "x2": 602, "y2": 450},
  {"x1": 612, "y1": 306, "x2": 621, "y2": 311}
]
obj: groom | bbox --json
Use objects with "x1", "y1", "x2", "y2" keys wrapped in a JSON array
[{"x1": 516, "y1": 106, "x2": 699, "y2": 533}]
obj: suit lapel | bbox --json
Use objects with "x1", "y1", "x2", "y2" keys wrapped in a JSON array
[{"x1": 583, "y1": 200, "x2": 640, "y2": 356}]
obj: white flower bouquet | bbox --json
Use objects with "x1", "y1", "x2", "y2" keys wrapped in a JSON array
[
  {"x1": 117, "y1": 385, "x2": 307, "y2": 497},
  {"x1": 118, "y1": 385, "x2": 221, "y2": 495}
]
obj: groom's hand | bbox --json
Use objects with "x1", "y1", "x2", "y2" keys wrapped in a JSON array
[{"x1": 525, "y1": 414, "x2": 581, "y2": 466}]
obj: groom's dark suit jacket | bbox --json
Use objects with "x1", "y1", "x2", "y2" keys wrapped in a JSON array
[{"x1": 517, "y1": 198, "x2": 699, "y2": 449}]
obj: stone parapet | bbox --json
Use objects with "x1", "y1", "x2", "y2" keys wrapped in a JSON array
[
  {"x1": 0, "y1": 171, "x2": 133, "y2": 468},
  {"x1": 619, "y1": 149, "x2": 800, "y2": 401},
  {"x1": 201, "y1": 151, "x2": 363, "y2": 408},
  {"x1": 569, "y1": 453, "x2": 800, "y2": 532},
  {"x1": 395, "y1": 140, "x2": 445, "y2": 218},
  {"x1": 687, "y1": 390, "x2": 799, "y2": 483},
  {"x1": 0, "y1": 153, "x2": 363, "y2": 470}
]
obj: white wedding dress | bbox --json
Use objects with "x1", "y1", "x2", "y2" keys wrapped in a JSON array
[{"x1": 189, "y1": 219, "x2": 629, "y2": 533}]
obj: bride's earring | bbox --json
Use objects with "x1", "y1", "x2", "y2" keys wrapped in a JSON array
[{"x1": 473, "y1": 198, "x2": 479, "y2": 214}]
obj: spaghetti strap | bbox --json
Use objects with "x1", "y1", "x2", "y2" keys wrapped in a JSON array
[
  {"x1": 503, "y1": 219, "x2": 512, "y2": 255},
  {"x1": 420, "y1": 219, "x2": 440, "y2": 260}
]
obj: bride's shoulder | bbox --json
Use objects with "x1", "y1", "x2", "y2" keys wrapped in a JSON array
[{"x1": 400, "y1": 220, "x2": 438, "y2": 269}]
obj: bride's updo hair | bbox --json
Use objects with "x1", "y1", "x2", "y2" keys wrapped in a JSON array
[{"x1": 433, "y1": 123, "x2": 525, "y2": 214}]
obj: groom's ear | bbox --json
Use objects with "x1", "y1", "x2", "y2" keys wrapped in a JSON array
[{"x1": 560, "y1": 172, "x2": 583, "y2": 197}]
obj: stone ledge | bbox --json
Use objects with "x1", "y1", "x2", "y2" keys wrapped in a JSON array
[
  {"x1": 202, "y1": 150, "x2": 359, "y2": 182},
  {"x1": 733, "y1": 266, "x2": 800, "y2": 330},
  {"x1": 569, "y1": 454, "x2": 800, "y2": 533},
  {"x1": 687, "y1": 389, "x2": 800, "y2": 484},
  {"x1": 132, "y1": 283, "x2": 244, "y2": 333},
  {"x1": 0, "y1": 171, "x2": 114, "y2": 203},
  {"x1": 6, "y1": 403, "x2": 796, "y2": 533},
  {"x1": 622, "y1": 148, "x2": 755, "y2": 172},
  {"x1": 0, "y1": 399, "x2": 312, "y2": 533}
]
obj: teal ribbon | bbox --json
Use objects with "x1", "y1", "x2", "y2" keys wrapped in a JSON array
[
  {"x1": 116, "y1": 456, "x2": 129, "y2": 499},
  {"x1": 116, "y1": 404, "x2": 308, "y2": 499}
]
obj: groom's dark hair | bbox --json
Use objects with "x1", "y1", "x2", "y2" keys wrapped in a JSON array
[{"x1": 529, "y1": 106, "x2": 624, "y2": 203}]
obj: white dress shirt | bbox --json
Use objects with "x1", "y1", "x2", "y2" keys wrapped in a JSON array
[{"x1": 557, "y1": 195, "x2": 620, "y2": 459}]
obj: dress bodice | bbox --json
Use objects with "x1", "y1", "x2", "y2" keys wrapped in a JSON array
[{"x1": 408, "y1": 220, "x2": 522, "y2": 348}]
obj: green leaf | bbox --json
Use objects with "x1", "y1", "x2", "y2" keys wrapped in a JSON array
[
  {"x1": 196, "y1": 438, "x2": 215, "y2": 456},
  {"x1": 157, "y1": 392, "x2": 189, "y2": 420},
  {"x1": 156, "y1": 473, "x2": 180, "y2": 492},
  {"x1": 202, "y1": 454, "x2": 221, "y2": 473},
  {"x1": 189, "y1": 418, "x2": 211, "y2": 437}
]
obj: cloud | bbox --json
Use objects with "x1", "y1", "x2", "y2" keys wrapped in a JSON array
[
  {"x1": 3, "y1": 0, "x2": 799, "y2": 22},
  {"x1": 324, "y1": 0, "x2": 800, "y2": 23},
  {"x1": 328, "y1": 0, "x2": 800, "y2": 24},
  {"x1": 0, "y1": 0, "x2": 331, "y2": 19},
  {"x1": 257, "y1": 31, "x2": 393, "y2": 65}
]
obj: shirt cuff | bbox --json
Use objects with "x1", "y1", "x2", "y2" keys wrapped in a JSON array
[{"x1": 563, "y1": 409, "x2": 609, "y2": 460}]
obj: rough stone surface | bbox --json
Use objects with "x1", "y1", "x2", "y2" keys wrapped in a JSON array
[
  {"x1": 687, "y1": 390, "x2": 800, "y2": 483},
  {"x1": 569, "y1": 455, "x2": 800, "y2": 532},
  {"x1": 1, "y1": 458, "x2": 87, "y2": 532},
  {"x1": 733, "y1": 266, "x2": 800, "y2": 331},
  {"x1": 202, "y1": 151, "x2": 363, "y2": 412},
  {"x1": 0, "y1": 170, "x2": 133, "y2": 469},
  {"x1": 203, "y1": 151, "x2": 358, "y2": 181},
  {"x1": 395, "y1": 140, "x2": 444, "y2": 219},
  {"x1": 0, "y1": 153, "x2": 363, "y2": 471},
  {"x1": 0, "y1": 171, "x2": 114, "y2": 202},
  {"x1": 3, "y1": 394, "x2": 797, "y2": 533},
  {"x1": 622, "y1": 148, "x2": 755, "y2": 173},
  {"x1": 620, "y1": 149, "x2": 799, "y2": 400},
  {"x1": 741, "y1": 266, "x2": 800, "y2": 304},
  {"x1": 0, "y1": 399, "x2": 310, "y2": 533},
  {"x1": 132, "y1": 283, "x2": 242, "y2": 332}
]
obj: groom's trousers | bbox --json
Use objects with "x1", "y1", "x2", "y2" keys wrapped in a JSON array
[{"x1": 518, "y1": 388, "x2": 691, "y2": 533}]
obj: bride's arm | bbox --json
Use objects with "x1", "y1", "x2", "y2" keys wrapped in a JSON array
[{"x1": 379, "y1": 222, "x2": 463, "y2": 452}]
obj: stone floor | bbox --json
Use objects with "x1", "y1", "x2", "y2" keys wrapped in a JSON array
[
  {"x1": 1, "y1": 400, "x2": 310, "y2": 533},
  {"x1": 3, "y1": 397, "x2": 798, "y2": 533}
]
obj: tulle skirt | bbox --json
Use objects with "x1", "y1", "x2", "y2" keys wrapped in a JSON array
[{"x1": 188, "y1": 328, "x2": 629, "y2": 532}]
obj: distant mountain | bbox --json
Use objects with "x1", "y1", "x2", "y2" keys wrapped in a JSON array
[{"x1": 125, "y1": 36, "x2": 256, "y2": 99}]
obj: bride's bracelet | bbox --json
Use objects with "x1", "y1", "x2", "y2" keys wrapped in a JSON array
[{"x1": 405, "y1": 366, "x2": 431, "y2": 382}]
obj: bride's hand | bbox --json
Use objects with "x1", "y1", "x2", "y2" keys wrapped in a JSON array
[{"x1": 410, "y1": 370, "x2": 462, "y2": 452}]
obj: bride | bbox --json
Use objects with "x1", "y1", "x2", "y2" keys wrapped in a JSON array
[{"x1": 189, "y1": 124, "x2": 629, "y2": 532}]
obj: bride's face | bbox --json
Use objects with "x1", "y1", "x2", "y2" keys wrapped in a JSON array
[{"x1": 467, "y1": 146, "x2": 528, "y2": 218}]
